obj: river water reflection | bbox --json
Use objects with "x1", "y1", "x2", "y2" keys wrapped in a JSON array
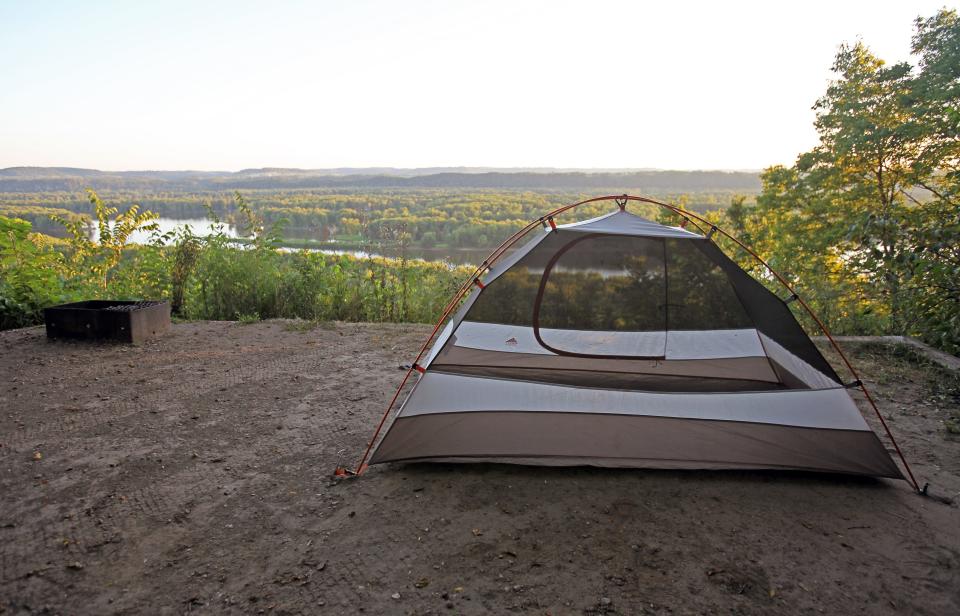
[{"x1": 90, "y1": 217, "x2": 491, "y2": 265}]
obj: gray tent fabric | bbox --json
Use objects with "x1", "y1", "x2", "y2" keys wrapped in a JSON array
[
  {"x1": 369, "y1": 209, "x2": 903, "y2": 479},
  {"x1": 557, "y1": 209, "x2": 702, "y2": 238}
]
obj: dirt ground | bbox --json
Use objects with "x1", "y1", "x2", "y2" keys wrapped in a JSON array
[{"x1": 1, "y1": 320, "x2": 958, "y2": 615}]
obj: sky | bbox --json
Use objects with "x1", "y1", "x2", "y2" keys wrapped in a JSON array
[{"x1": 0, "y1": 0, "x2": 953, "y2": 171}]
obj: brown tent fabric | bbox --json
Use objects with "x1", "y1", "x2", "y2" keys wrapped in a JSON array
[
  {"x1": 368, "y1": 208, "x2": 903, "y2": 480},
  {"x1": 372, "y1": 413, "x2": 901, "y2": 478}
]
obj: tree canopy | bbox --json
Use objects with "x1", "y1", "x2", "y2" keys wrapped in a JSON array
[{"x1": 732, "y1": 9, "x2": 959, "y2": 352}]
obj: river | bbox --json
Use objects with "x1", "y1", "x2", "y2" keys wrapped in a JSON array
[{"x1": 91, "y1": 217, "x2": 491, "y2": 265}]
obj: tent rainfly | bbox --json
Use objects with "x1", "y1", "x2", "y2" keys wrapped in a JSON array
[{"x1": 351, "y1": 196, "x2": 917, "y2": 487}]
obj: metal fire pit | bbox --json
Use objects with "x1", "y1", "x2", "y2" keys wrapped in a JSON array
[{"x1": 44, "y1": 300, "x2": 171, "y2": 343}]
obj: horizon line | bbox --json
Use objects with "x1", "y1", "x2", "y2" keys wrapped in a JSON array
[{"x1": 1, "y1": 165, "x2": 765, "y2": 175}]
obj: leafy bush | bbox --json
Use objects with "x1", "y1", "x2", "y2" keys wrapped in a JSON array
[
  {"x1": 0, "y1": 216, "x2": 63, "y2": 328},
  {"x1": 0, "y1": 189, "x2": 474, "y2": 331},
  {"x1": 50, "y1": 189, "x2": 160, "y2": 294}
]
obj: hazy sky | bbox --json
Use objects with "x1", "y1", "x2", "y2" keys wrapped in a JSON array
[{"x1": 0, "y1": 1, "x2": 952, "y2": 171}]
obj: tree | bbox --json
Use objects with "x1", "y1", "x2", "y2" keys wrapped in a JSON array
[
  {"x1": 803, "y1": 41, "x2": 919, "y2": 331},
  {"x1": 908, "y1": 9, "x2": 960, "y2": 202},
  {"x1": 736, "y1": 9, "x2": 959, "y2": 351},
  {"x1": 901, "y1": 9, "x2": 960, "y2": 351}
]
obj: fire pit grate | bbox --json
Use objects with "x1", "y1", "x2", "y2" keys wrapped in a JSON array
[
  {"x1": 44, "y1": 300, "x2": 171, "y2": 343},
  {"x1": 102, "y1": 300, "x2": 167, "y2": 312}
]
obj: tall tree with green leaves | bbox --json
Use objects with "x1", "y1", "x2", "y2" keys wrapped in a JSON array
[
  {"x1": 901, "y1": 9, "x2": 960, "y2": 351},
  {"x1": 805, "y1": 41, "x2": 918, "y2": 331},
  {"x1": 739, "y1": 9, "x2": 959, "y2": 351},
  {"x1": 908, "y1": 9, "x2": 960, "y2": 200}
]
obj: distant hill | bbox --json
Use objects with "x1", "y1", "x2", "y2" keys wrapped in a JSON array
[
  {"x1": 0, "y1": 167, "x2": 110, "y2": 178},
  {"x1": 0, "y1": 166, "x2": 762, "y2": 193}
]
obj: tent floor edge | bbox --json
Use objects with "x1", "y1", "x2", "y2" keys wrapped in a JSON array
[{"x1": 370, "y1": 455, "x2": 905, "y2": 481}]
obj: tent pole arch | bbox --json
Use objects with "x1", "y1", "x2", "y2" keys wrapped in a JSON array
[{"x1": 347, "y1": 195, "x2": 920, "y2": 492}]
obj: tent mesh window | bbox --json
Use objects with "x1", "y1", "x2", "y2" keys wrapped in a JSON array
[
  {"x1": 468, "y1": 234, "x2": 756, "y2": 348},
  {"x1": 664, "y1": 239, "x2": 753, "y2": 330},
  {"x1": 444, "y1": 230, "x2": 839, "y2": 392},
  {"x1": 537, "y1": 234, "x2": 667, "y2": 333}
]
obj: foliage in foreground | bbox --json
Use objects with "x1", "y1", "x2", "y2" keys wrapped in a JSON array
[
  {"x1": 0, "y1": 215, "x2": 62, "y2": 329},
  {"x1": 0, "y1": 191, "x2": 472, "y2": 330}
]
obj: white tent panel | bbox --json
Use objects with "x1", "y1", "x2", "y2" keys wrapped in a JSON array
[
  {"x1": 760, "y1": 333, "x2": 839, "y2": 389},
  {"x1": 400, "y1": 372, "x2": 866, "y2": 431},
  {"x1": 451, "y1": 321, "x2": 550, "y2": 355},
  {"x1": 422, "y1": 320, "x2": 454, "y2": 368},
  {"x1": 451, "y1": 321, "x2": 766, "y2": 360},
  {"x1": 539, "y1": 328, "x2": 666, "y2": 356},
  {"x1": 665, "y1": 329, "x2": 765, "y2": 360}
]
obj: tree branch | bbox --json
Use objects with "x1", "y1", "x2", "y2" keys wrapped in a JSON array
[{"x1": 916, "y1": 180, "x2": 958, "y2": 207}]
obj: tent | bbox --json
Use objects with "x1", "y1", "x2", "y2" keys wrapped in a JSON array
[{"x1": 354, "y1": 196, "x2": 915, "y2": 485}]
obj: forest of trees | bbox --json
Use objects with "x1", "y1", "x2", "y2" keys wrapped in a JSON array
[
  {"x1": 0, "y1": 187, "x2": 751, "y2": 249},
  {"x1": 0, "y1": 168, "x2": 761, "y2": 193},
  {"x1": 1, "y1": 9, "x2": 957, "y2": 353}
]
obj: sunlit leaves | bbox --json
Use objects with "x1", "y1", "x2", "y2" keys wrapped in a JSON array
[{"x1": 730, "y1": 9, "x2": 960, "y2": 352}]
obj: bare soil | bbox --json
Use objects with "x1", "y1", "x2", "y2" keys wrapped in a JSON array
[{"x1": 1, "y1": 320, "x2": 958, "y2": 615}]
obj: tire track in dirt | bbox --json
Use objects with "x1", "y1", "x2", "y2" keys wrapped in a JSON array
[
  {"x1": 1, "y1": 345, "x2": 352, "y2": 453},
  {"x1": 1, "y1": 322, "x2": 439, "y2": 612},
  {"x1": 1, "y1": 363, "x2": 386, "y2": 588},
  {"x1": 2, "y1": 322, "x2": 419, "y2": 453}
]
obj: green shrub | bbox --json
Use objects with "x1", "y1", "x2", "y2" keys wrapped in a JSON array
[{"x1": 0, "y1": 216, "x2": 64, "y2": 328}]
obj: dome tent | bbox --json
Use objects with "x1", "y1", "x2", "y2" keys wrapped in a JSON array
[{"x1": 348, "y1": 196, "x2": 917, "y2": 487}]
